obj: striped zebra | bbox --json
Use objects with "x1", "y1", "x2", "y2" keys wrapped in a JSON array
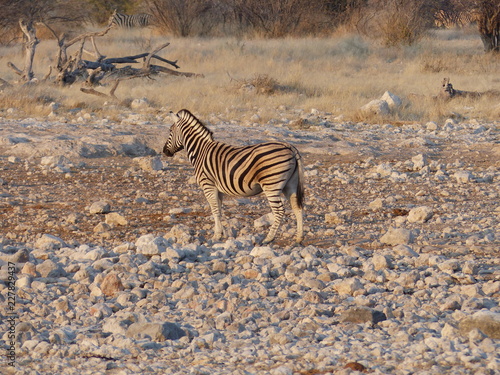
[
  {"x1": 110, "y1": 12, "x2": 154, "y2": 28},
  {"x1": 163, "y1": 109, "x2": 305, "y2": 245}
]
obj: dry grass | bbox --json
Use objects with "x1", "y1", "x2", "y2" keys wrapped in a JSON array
[{"x1": 0, "y1": 28, "x2": 499, "y2": 124}]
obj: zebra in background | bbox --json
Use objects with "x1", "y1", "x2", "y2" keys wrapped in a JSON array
[
  {"x1": 110, "y1": 11, "x2": 154, "y2": 28},
  {"x1": 163, "y1": 109, "x2": 305, "y2": 245}
]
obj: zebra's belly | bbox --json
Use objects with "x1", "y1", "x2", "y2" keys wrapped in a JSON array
[{"x1": 217, "y1": 183, "x2": 263, "y2": 197}]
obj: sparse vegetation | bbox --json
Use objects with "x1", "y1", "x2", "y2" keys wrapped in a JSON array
[{"x1": 0, "y1": 27, "x2": 498, "y2": 124}]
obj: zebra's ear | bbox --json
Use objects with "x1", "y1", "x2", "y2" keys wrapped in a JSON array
[{"x1": 169, "y1": 111, "x2": 180, "y2": 123}]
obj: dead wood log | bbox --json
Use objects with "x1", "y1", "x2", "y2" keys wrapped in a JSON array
[{"x1": 7, "y1": 19, "x2": 39, "y2": 82}]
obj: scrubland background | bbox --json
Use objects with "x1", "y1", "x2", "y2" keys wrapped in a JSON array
[{"x1": 0, "y1": 0, "x2": 499, "y2": 124}]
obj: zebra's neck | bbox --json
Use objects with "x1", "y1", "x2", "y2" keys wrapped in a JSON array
[{"x1": 180, "y1": 120, "x2": 215, "y2": 164}]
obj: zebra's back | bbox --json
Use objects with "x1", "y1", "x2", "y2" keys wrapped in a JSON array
[{"x1": 112, "y1": 13, "x2": 154, "y2": 28}]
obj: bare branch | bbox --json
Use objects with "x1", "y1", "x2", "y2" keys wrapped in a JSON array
[{"x1": 143, "y1": 42, "x2": 170, "y2": 69}]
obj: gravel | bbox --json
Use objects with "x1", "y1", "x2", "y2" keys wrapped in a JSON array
[{"x1": 0, "y1": 109, "x2": 499, "y2": 374}]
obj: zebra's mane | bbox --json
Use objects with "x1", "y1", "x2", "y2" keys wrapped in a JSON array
[{"x1": 178, "y1": 109, "x2": 214, "y2": 140}]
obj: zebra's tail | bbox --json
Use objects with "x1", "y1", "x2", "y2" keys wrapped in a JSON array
[{"x1": 295, "y1": 149, "x2": 304, "y2": 209}]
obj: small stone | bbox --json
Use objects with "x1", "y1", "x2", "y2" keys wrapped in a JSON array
[
  {"x1": 126, "y1": 322, "x2": 186, "y2": 342},
  {"x1": 93, "y1": 222, "x2": 111, "y2": 233},
  {"x1": 462, "y1": 261, "x2": 478, "y2": 275},
  {"x1": 303, "y1": 290, "x2": 323, "y2": 303},
  {"x1": 8, "y1": 156, "x2": 20, "y2": 163},
  {"x1": 393, "y1": 244, "x2": 419, "y2": 257},
  {"x1": 380, "y1": 227, "x2": 414, "y2": 245},
  {"x1": 89, "y1": 201, "x2": 111, "y2": 214},
  {"x1": 459, "y1": 311, "x2": 500, "y2": 339},
  {"x1": 426, "y1": 121, "x2": 438, "y2": 131},
  {"x1": 16, "y1": 275, "x2": 31, "y2": 288},
  {"x1": 105, "y1": 212, "x2": 128, "y2": 226},
  {"x1": 136, "y1": 235, "x2": 168, "y2": 256},
  {"x1": 441, "y1": 323, "x2": 459, "y2": 338},
  {"x1": 254, "y1": 213, "x2": 274, "y2": 229},
  {"x1": 135, "y1": 156, "x2": 163, "y2": 172},
  {"x1": 380, "y1": 91, "x2": 402, "y2": 110},
  {"x1": 36, "y1": 259, "x2": 66, "y2": 278},
  {"x1": 130, "y1": 97, "x2": 150, "y2": 109},
  {"x1": 35, "y1": 234, "x2": 67, "y2": 250},
  {"x1": 212, "y1": 260, "x2": 227, "y2": 273},
  {"x1": 7, "y1": 248, "x2": 30, "y2": 263},
  {"x1": 325, "y1": 212, "x2": 345, "y2": 224},
  {"x1": 454, "y1": 171, "x2": 474, "y2": 183},
  {"x1": 411, "y1": 154, "x2": 428, "y2": 170},
  {"x1": 100, "y1": 273, "x2": 124, "y2": 297},
  {"x1": 361, "y1": 99, "x2": 390, "y2": 116},
  {"x1": 372, "y1": 254, "x2": 392, "y2": 270},
  {"x1": 407, "y1": 206, "x2": 433, "y2": 223},
  {"x1": 340, "y1": 306, "x2": 386, "y2": 324},
  {"x1": 334, "y1": 278, "x2": 364, "y2": 295},
  {"x1": 369, "y1": 198, "x2": 384, "y2": 210},
  {"x1": 21, "y1": 262, "x2": 37, "y2": 276},
  {"x1": 250, "y1": 246, "x2": 276, "y2": 259}
]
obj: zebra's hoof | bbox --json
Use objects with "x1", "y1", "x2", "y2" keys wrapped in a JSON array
[{"x1": 261, "y1": 237, "x2": 275, "y2": 245}]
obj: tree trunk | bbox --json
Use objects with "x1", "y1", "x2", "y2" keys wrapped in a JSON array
[
  {"x1": 19, "y1": 19, "x2": 39, "y2": 81},
  {"x1": 477, "y1": 2, "x2": 500, "y2": 53}
]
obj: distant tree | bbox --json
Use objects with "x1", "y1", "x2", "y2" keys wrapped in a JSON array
[
  {"x1": 474, "y1": 0, "x2": 499, "y2": 52},
  {"x1": 434, "y1": 0, "x2": 499, "y2": 53},
  {"x1": 0, "y1": 0, "x2": 87, "y2": 80},
  {"x1": 145, "y1": 0, "x2": 216, "y2": 36}
]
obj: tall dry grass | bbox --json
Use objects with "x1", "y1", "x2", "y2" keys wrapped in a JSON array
[{"x1": 0, "y1": 27, "x2": 498, "y2": 124}]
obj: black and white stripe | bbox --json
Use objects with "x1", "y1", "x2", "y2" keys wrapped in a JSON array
[
  {"x1": 111, "y1": 12, "x2": 154, "y2": 28},
  {"x1": 163, "y1": 109, "x2": 304, "y2": 245}
]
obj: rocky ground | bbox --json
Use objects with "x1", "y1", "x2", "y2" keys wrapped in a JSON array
[{"x1": 0, "y1": 106, "x2": 499, "y2": 374}]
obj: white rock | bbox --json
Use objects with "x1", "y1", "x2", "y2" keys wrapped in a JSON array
[
  {"x1": 361, "y1": 99, "x2": 390, "y2": 116},
  {"x1": 89, "y1": 200, "x2": 111, "y2": 214},
  {"x1": 393, "y1": 244, "x2": 419, "y2": 257},
  {"x1": 254, "y1": 213, "x2": 274, "y2": 228},
  {"x1": 130, "y1": 97, "x2": 150, "y2": 109},
  {"x1": 380, "y1": 91, "x2": 402, "y2": 110},
  {"x1": 380, "y1": 227, "x2": 414, "y2": 245},
  {"x1": 369, "y1": 198, "x2": 384, "y2": 210},
  {"x1": 454, "y1": 171, "x2": 474, "y2": 183},
  {"x1": 426, "y1": 121, "x2": 438, "y2": 131},
  {"x1": 136, "y1": 235, "x2": 168, "y2": 256},
  {"x1": 250, "y1": 246, "x2": 276, "y2": 259},
  {"x1": 407, "y1": 206, "x2": 433, "y2": 223},
  {"x1": 372, "y1": 254, "x2": 392, "y2": 270},
  {"x1": 334, "y1": 277, "x2": 364, "y2": 295},
  {"x1": 376, "y1": 163, "x2": 393, "y2": 177},
  {"x1": 105, "y1": 212, "x2": 128, "y2": 226},
  {"x1": 135, "y1": 156, "x2": 163, "y2": 172},
  {"x1": 35, "y1": 234, "x2": 67, "y2": 250},
  {"x1": 411, "y1": 154, "x2": 428, "y2": 170}
]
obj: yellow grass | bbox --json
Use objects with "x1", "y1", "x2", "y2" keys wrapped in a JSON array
[{"x1": 0, "y1": 27, "x2": 499, "y2": 124}]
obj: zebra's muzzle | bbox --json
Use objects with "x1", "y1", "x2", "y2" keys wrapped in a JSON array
[{"x1": 163, "y1": 143, "x2": 173, "y2": 157}]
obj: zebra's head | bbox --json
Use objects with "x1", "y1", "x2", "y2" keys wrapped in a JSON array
[{"x1": 163, "y1": 112, "x2": 184, "y2": 157}]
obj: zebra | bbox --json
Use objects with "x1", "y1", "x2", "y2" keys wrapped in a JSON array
[
  {"x1": 110, "y1": 12, "x2": 154, "y2": 28},
  {"x1": 163, "y1": 109, "x2": 304, "y2": 245}
]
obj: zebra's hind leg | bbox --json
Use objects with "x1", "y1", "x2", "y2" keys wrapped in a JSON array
[
  {"x1": 284, "y1": 173, "x2": 304, "y2": 245},
  {"x1": 204, "y1": 188, "x2": 224, "y2": 241},
  {"x1": 261, "y1": 194, "x2": 285, "y2": 245},
  {"x1": 288, "y1": 193, "x2": 303, "y2": 245}
]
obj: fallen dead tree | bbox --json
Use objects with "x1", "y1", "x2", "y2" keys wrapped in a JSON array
[{"x1": 79, "y1": 42, "x2": 202, "y2": 100}]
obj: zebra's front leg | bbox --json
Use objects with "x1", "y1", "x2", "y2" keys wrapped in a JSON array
[
  {"x1": 204, "y1": 188, "x2": 225, "y2": 241},
  {"x1": 262, "y1": 196, "x2": 285, "y2": 245}
]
